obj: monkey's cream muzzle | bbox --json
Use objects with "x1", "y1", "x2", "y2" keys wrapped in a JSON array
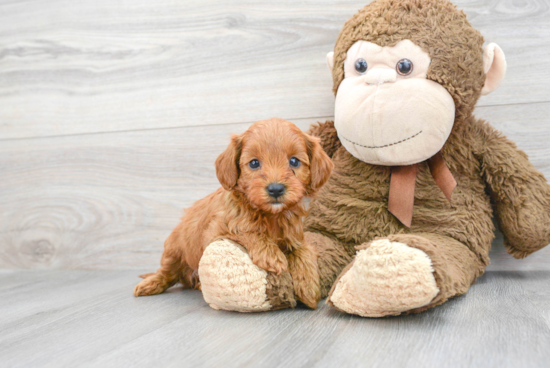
[
  {"x1": 331, "y1": 39, "x2": 456, "y2": 166},
  {"x1": 364, "y1": 68, "x2": 397, "y2": 85},
  {"x1": 335, "y1": 75, "x2": 455, "y2": 166}
]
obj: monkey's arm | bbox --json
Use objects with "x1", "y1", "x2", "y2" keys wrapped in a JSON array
[
  {"x1": 308, "y1": 121, "x2": 341, "y2": 158},
  {"x1": 476, "y1": 120, "x2": 550, "y2": 258}
]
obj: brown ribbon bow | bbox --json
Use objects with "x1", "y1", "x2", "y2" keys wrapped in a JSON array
[{"x1": 388, "y1": 152, "x2": 456, "y2": 227}]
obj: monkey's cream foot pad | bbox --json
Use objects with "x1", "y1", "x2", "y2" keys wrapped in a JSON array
[
  {"x1": 328, "y1": 239, "x2": 439, "y2": 317},
  {"x1": 199, "y1": 239, "x2": 272, "y2": 312},
  {"x1": 199, "y1": 239, "x2": 296, "y2": 312}
]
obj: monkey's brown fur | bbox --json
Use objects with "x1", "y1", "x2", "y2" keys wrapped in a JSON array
[
  {"x1": 331, "y1": 0, "x2": 485, "y2": 125},
  {"x1": 302, "y1": 0, "x2": 550, "y2": 313},
  {"x1": 134, "y1": 118, "x2": 333, "y2": 309}
]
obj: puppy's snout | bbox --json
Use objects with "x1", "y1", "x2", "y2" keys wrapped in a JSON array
[{"x1": 266, "y1": 183, "x2": 286, "y2": 199}]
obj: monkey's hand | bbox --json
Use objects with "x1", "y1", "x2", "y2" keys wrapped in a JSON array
[{"x1": 478, "y1": 120, "x2": 550, "y2": 258}]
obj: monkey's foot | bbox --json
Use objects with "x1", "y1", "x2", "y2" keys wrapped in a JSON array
[
  {"x1": 328, "y1": 238, "x2": 439, "y2": 317},
  {"x1": 198, "y1": 239, "x2": 296, "y2": 312}
]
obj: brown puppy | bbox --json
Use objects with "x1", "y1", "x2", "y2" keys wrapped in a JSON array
[{"x1": 134, "y1": 118, "x2": 333, "y2": 309}]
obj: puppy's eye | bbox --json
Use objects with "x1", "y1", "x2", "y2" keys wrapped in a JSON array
[
  {"x1": 289, "y1": 157, "x2": 301, "y2": 168},
  {"x1": 396, "y1": 58, "x2": 413, "y2": 76},
  {"x1": 355, "y1": 58, "x2": 368, "y2": 74},
  {"x1": 248, "y1": 159, "x2": 260, "y2": 170}
]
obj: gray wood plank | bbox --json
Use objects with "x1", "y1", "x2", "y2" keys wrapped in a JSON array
[
  {"x1": 0, "y1": 0, "x2": 549, "y2": 139},
  {"x1": 513, "y1": 271, "x2": 550, "y2": 328},
  {"x1": 0, "y1": 271, "x2": 549, "y2": 368},
  {"x1": 0, "y1": 271, "x2": 213, "y2": 368},
  {"x1": 0, "y1": 271, "x2": 147, "y2": 343},
  {"x1": 2, "y1": 102, "x2": 550, "y2": 270}
]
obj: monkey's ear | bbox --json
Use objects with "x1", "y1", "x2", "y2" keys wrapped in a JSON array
[
  {"x1": 481, "y1": 43, "x2": 506, "y2": 96},
  {"x1": 326, "y1": 51, "x2": 334, "y2": 72},
  {"x1": 215, "y1": 134, "x2": 243, "y2": 191},
  {"x1": 304, "y1": 133, "x2": 334, "y2": 195}
]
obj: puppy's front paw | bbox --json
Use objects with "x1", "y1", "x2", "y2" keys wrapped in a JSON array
[
  {"x1": 290, "y1": 270, "x2": 320, "y2": 310},
  {"x1": 251, "y1": 247, "x2": 288, "y2": 275},
  {"x1": 288, "y1": 249, "x2": 321, "y2": 309},
  {"x1": 133, "y1": 275, "x2": 168, "y2": 297},
  {"x1": 294, "y1": 279, "x2": 321, "y2": 310}
]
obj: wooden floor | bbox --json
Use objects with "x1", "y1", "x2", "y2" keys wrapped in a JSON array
[
  {"x1": 2, "y1": 0, "x2": 550, "y2": 367},
  {"x1": 1, "y1": 266, "x2": 550, "y2": 368}
]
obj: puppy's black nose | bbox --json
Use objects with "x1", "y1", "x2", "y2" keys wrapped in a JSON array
[{"x1": 267, "y1": 183, "x2": 286, "y2": 199}]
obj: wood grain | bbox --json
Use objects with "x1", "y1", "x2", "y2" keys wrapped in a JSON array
[
  {"x1": 0, "y1": 117, "x2": 324, "y2": 270},
  {"x1": 515, "y1": 271, "x2": 550, "y2": 328},
  {"x1": 0, "y1": 0, "x2": 549, "y2": 139},
  {"x1": 0, "y1": 270, "x2": 549, "y2": 368},
  {"x1": 1, "y1": 102, "x2": 550, "y2": 270}
]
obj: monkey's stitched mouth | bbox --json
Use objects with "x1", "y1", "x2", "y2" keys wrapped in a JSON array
[{"x1": 341, "y1": 130, "x2": 422, "y2": 149}]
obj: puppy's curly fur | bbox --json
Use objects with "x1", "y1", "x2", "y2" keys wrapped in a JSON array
[{"x1": 134, "y1": 118, "x2": 333, "y2": 309}]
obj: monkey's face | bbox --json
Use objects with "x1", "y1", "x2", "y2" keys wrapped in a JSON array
[{"x1": 332, "y1": 40, "x2": 455, "y2": 166}]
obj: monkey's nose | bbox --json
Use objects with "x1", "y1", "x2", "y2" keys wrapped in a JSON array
[
  {"x1": 267, "y1": 183, "x2": 286, "y2": 199},
  {"x1": 365, "y1": 68, "x2": 397, "y2": 85}
]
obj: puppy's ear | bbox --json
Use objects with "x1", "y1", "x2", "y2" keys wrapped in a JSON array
[
  {"x1": 304, "y1": 132, "x2": 334, "y2": 195},
  {"x1": 216, "y1": 133, "x2": 243, "y2": 190}
]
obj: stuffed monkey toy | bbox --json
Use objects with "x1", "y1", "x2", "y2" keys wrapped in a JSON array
[{"x1": 198, "y1": 0, "x2": 550, "y2": 316}]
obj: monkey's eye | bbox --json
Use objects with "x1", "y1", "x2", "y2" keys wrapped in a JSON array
[
  {"x1": 396, "y1": 58, "x2": 413, "y2": 76},
  {"x1": 249, "y1": 159, "x2": 260, "y2": 169},
  {"x1": 289, "y1": 157, "x2": 301, "y2": 168},
  {"x1": 354, "y1": 58, "x2": 368, "y2": 74}
]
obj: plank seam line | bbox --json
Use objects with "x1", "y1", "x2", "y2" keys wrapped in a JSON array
[
  {"x1": 0, "y1": 115, "x2": 336, "y2": 142},
  {"x1": 1, "y1": 99, "x2": 549, "y2": 142}
]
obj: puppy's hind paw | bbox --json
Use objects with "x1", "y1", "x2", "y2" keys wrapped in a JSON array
[{"x1": 133, "y1": 275, "x2": 169, "y2": 297}]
